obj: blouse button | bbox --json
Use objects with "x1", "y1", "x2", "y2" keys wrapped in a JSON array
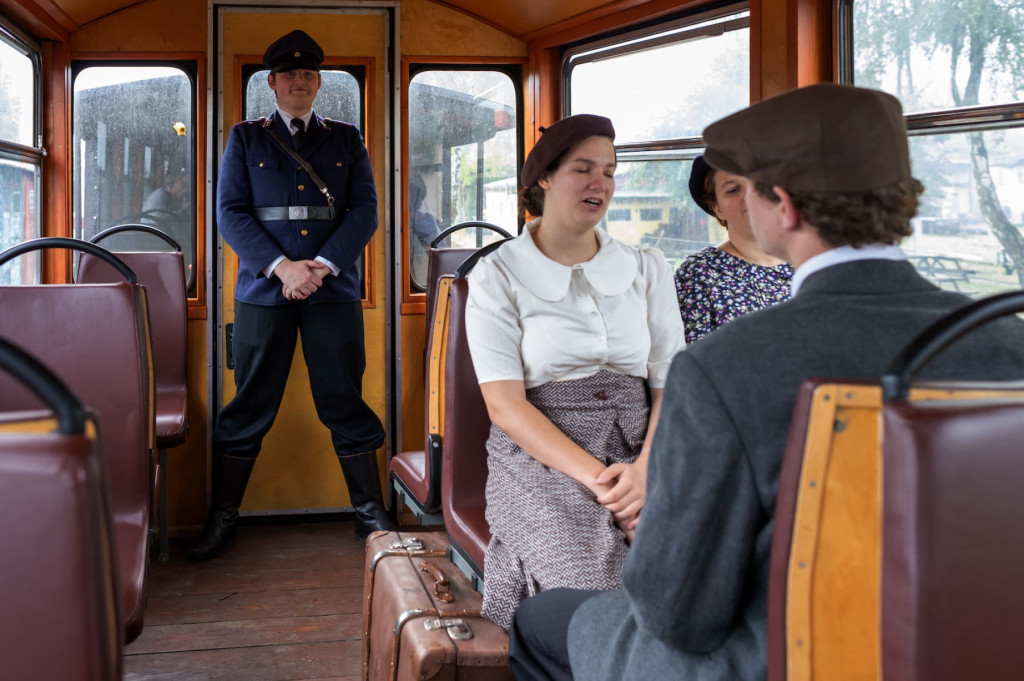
[{"x1": 593, "y1": 390, "x2": 609, "y2": 400}]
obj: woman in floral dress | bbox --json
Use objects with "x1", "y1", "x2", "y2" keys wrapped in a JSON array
[{"x1": 674, "y1": 155, "x2": 794, "y2": 343}]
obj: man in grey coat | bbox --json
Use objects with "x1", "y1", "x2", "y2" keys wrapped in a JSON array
[{"x1": 507, "y1": 83, "x2": 1024, "y2": 681}]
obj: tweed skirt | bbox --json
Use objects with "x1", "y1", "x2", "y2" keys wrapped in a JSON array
[{"x1": 481, "y1": 370, "x2": 650, "y2": 629}]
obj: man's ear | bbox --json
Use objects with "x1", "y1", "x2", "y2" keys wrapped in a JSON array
[{"x1": 773, "y1": 186, "x2": 801, "y2": 230}]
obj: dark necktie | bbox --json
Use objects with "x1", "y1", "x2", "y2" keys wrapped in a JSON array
[{"x1": 291, "y1": 118, "x2": 306, "y2": 151}]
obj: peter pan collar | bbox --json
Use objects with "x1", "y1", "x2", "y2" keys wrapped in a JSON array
[{"x1": 498, "y1": 220, "x2": 638, "y2": 302}]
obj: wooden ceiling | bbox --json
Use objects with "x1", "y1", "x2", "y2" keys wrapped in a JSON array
[{"x1": 4, "y1": 0, "x2": 656, "y2": 41}]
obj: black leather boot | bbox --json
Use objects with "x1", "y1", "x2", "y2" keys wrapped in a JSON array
[
  {"x1": 187, "y1": 453, "x2": 256, "y2": 561},
  {"x1": 337, "y1": 451, "x2": 396, "y2": 539}
]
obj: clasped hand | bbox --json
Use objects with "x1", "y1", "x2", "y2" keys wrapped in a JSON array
[
  {"x1": 276, "y1": 259, "x2": 330, "y2": 300},
  {"x1": 592, "y1": 458, "x2": 647, "y2": 543}
]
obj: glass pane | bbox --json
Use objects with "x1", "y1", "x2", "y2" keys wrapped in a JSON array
[
  {"x1": 0, "y1": 157, "x2": 40, "y2": 284},
  {"x1": 408, "y1": 70, "x2": 518, "y2": 292},
  {"x1": 0, "y1": 38, "x2": 34, "y2": 146},
  {"x1": 853, "y1": 0, "x2": 1024, "y2": 113},
  {"x1": 602, "y1": 157, "x2": 721, "y2": 270},
  {"x1": 73, "y1": 66, "x2": 196, "y2": 288},
  {"x1": 905, "y1": 128, "x2": 1024, "y2": 296},
  {"x1": 569, "y1": 13, "x2": 749, "y2": 143},
  {"x1": 246, "y1": 69, "x2": 361, "y2": 128}
]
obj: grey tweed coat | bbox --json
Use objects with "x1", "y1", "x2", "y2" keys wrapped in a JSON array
[{"x1": 568, "y1": 259, "x2": 1024, "y2": 681}]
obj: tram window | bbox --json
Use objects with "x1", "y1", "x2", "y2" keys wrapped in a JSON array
[
  {"x1": 72, "y1": 64, "x2": 197, "y2": 292},
  {"x1": 0, "y1": 28, "x2": 41, "y2": 284},
  {"x1": 847, "y1": 0, "x2": 1024, "y2": 297},
  {"x1": 564, "y1": 4, "x2": 749, "y2": 266},
  {"x1": 245, "y1": 66, "x2": 368, "y2": 299},
  {"x1": 246, "y1": 68, "x2": 362, "y2": 130},
  {"x1": 407, "y1": 68, "x2": 519, "y2": 294}
]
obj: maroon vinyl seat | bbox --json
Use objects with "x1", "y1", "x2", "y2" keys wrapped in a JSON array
[
  {"x1": 0, "y1": 239, "x2": 154, "y2": 644},
  {"x1": 878, "y1": 291, "x2": 1024, "y2": 681},
  {"x1": 391, "y1": 247, "x2": 474, "y2": 520},
  {"x1": 882, "y1": 396, "x2": 1024, "y2": 681},
  {"x1": 79, "y1": 233, "x2": 188, "y2": 562},
  {"x1": 0, "y1": 337, "x2": 123, "y2": 681},
  {"x1": 441, "y1": 275, "x2": 495, "y2": 583}
]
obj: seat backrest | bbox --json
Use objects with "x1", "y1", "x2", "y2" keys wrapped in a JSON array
[
  {"x1": 769, "y1": 378, "x2": 1024, "y2": 681},
  {"x1": 441, "y1": 276, "x2": 493, "y2": 575},
  {"x1": 0, "y1": 336, "x2": 122, "y2": 681},
  {"x1": 424, "y1": 247, "x2": 475, "y2": 338},
  {"x1": 882, "y1": 395, "x2": 1024, "y2": 681},
  {"x1": 0, "y1": 283, "x2": 154, "y2": 641},
  {"x1": 78, "y1": 250, "x2": 188, "y2": 446}
]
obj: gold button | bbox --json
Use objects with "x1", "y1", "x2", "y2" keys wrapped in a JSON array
[
  {"x1": 259, "y1": 162, "x2": 264, "y2": 167},
  {"x1": 301, "y1": 229, "x2": 309, "y2": 236},
  {"x1": 297, "y1": 184, "x2": 305, "y2": 191},
  {"x1": 336, "y1": 162, "x2": 342, "y2": 167}
]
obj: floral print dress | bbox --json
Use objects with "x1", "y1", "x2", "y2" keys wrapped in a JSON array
[{"x1": 674, "y1": 246, "x2": 794, "y2": 344}]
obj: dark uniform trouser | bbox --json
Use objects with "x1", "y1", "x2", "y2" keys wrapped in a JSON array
[
  {"x1": 509, "y1": 588, "x2": 602, "y2": 681},
  {"x1": 215, "y1": 299, "x2": 385, "y2": 457}
]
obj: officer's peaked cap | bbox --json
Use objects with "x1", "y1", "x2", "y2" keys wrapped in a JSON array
[{"x1": 263, "y1": 30, "x2": 324, "y2": 73}]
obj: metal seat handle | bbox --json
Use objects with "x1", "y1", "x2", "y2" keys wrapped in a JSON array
[
  {"x1": 0, "y1": 237, "x2": 137, "y2": 284},
  {"x1": 0, "y1": 337, "x2": 87, "y2": 435},
  {"x1": 430, "y1": 221, "x2": 513, "y2": 249},
  {"x1": 882, "y1": 289, "x2": 1024, "y2": 402},
  {"x1": 89, "y1": 224, "x2": 182, "y2": 252}
]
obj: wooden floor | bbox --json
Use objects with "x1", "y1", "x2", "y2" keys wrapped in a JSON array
[{"x1": 125, "y1": 521, "x2": 367, "y2": 681}]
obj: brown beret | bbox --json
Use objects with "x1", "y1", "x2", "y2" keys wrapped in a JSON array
[
  {"x1": 703, "y1": 83, "x2": 911, "y2": 193},
  {"x1": 263, "y1": 30, "x2": 324, "y2": 74},
  {"x1": 522, "y1": 114, "x2": 615, "y2": 187}
]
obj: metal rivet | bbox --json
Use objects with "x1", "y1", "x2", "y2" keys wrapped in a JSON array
[
  {"x1": 809, "y1": 480, "x2": 817, "y2": 488},
  {"x1": 799, "y1": 561, "x2": 806, "y2": 569}
]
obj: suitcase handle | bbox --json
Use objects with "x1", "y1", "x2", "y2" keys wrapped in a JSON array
[
  {"x1": 882, "y1": 290, "x2": 1024, "y2": 401},
  {"x1": 418, "y1": 561, "x2": 454, "y2": 602}
]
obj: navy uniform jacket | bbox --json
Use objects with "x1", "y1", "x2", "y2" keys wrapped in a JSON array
[
  {"x1": 217, "y1": 111, "x2": 377, "y2": 305},
  {"x1": 567, "y1": 259, "x2": 1024, "y2": 681}
]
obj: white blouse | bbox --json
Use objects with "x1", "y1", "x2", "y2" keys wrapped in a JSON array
[{"x1": 465, "y1": 221, "x2": 685, "y2": 390}]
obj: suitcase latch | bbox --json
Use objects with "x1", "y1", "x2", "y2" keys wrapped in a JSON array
[
  {"x1": 389, "y1": 537, "x2": 424, "y2": 551},
  {"x1": 424, "y1": 617, "x2": 474, "y2": 640}
]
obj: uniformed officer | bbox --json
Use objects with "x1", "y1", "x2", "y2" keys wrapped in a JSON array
[{"x1": 189, "y1": 29, "x2": 394, "y2": 560}]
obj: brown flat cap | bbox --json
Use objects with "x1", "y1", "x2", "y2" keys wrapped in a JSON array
[
  {"x1": 522, "y1": 114, "x2": 615, "y2": 187},
  {"x1": 703, "y1": 83, "x2": 911, "y2": 193},
  {"x1": 263, "y1": 30, "x2": 324, "y2": 73}
]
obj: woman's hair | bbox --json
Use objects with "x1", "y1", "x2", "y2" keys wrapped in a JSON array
[
  {"x1": 703, "y1": 168, "x2": 726, "y2": 227},
  {"x1": 753, "y1": 178, "x2": 924, "y2": 247},
  {"x1": 518, "y1": 138, "x2": 615, "y2": 218}
]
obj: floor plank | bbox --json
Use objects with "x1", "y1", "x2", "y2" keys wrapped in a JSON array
[{"x1": 125, "y1": 520, "x2": 368, "y2": 681}]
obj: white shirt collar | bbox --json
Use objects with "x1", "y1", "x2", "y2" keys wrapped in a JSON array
[
  {"x1": 276, "y1": 109, "x2": 313, "y2": 132},
  {"x1": 791, "y1": 243, "x2": 908, "y2": 296},
  {"x1": 498, "y1": 220, "x2": 638, "y2": 302}
]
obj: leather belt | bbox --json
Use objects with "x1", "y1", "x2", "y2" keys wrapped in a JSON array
[{"x1": 253, "y1": 206, "x2": 332, "y2": 221}]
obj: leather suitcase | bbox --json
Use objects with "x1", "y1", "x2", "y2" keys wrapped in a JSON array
[{"x1": 362, "y1": 530, "x2": 514, "y2": 681}]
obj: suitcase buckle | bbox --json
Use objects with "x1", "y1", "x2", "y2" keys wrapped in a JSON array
[
  {"x1": 424, "y1": 617, "x2": 474, "y2": 640},
  {"x1": 389, "y1": 537, "x2": 424, "y2": 551}
]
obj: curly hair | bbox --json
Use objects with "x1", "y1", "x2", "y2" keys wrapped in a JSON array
[{"x1": 753, "y1": 178, "x2": 924, "y2": 248}]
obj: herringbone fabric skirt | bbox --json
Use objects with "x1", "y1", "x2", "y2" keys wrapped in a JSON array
[{"x1": 481, "y1": 370, "x2": 649, "y2": 629}]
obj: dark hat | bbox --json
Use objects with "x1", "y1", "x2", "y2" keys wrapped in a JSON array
[
  {"x1": 521, "y1": 114, "x2": 615, "y2": 187},
  {"x1": 263, "y1": 30, "x2": 324, "y2": 73},
  {"x1": 702, "y1": 83, "x2": 911, "y2": 193},
  {"x1": 688, "y1": 155, "x2": 714, "y2": 215}
]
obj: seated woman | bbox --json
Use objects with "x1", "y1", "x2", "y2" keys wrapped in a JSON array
[
  {"x1": 465, "y1": 114, "x2": 684, "y2": 629},
  {"x1": 675, "y1": 155, "x2": 794, "y2": 343}
]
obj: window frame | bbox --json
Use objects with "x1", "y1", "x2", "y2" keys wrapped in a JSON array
[
  {"x1": 839, "y1": 0, "x2": 1024, "y2": 298},
  {"x1": 400, "y1": 57, "x2": 525, "y2": 315},
  {"x1": 0, "y1": 23, "x2": 43, "y2": 285},
  {"x1": 70, "y1": 54, "x2": 208, "y2": 316}
]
